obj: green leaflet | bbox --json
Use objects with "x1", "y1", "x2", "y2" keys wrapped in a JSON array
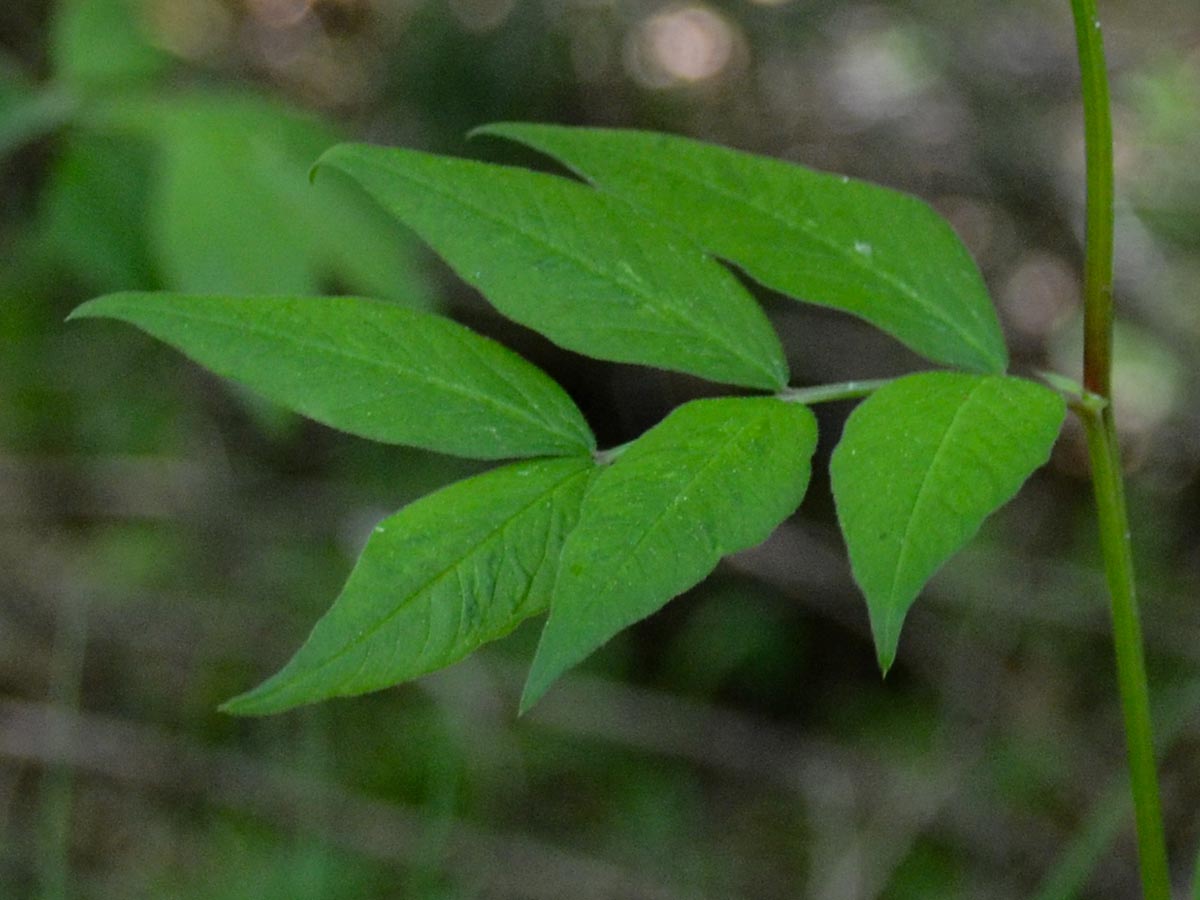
[
  {"x1": 50, "y1": 0, "x2": 169, "y2": 88},
  {"x1": 223, "y1": 457, "x2": 596, "y2": 715},
  {"x1": 477, "y1": 123, "x2": 1007, "y2": 375},
  {"x1": 69, "y1": 293, "x2": 595, "y2": 459},
  {"x1": 92, "y1": 92, "x2": 432, "y2": 305},
  {"x1": 40, "y1": 134, "x2": 156, "y2": 290},
  {"x1": 521, "y1": 397, "x2": 818, "y2": 711},
  {"x1": 316, "y1": 143, "x2": 789, "y2": 391},
  {"x1": 829, "y1": 373, "x2": 1065, "y2": 672}
]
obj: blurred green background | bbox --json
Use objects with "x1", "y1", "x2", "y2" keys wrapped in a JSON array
[{"x1": 2, "y1": 0, "x2": 1199, "y2": 897}]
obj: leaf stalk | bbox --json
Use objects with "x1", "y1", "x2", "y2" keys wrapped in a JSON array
[{"x1": 776, "y1": 378, "x2": 892, "y2": 406}]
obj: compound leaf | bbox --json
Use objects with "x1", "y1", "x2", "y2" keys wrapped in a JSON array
[
  {"x1": 829, "y1": 373, "x2": 1065, "y2": 671},
  {"x1": 223, "y1": 456, "x2": 597, "y2": 716},
  {"x1": 521, "y1": 397, "x2": 818, "y2": 710},
  {"x1": 69, "y1": 292, "x2": 595, "y2": 459},
  {"x1": 316, "y1": 142, "x2": 789, "y2": 391},
  {"x1": 478, "y1": 123, "x2": 1007, "y2": 374}
]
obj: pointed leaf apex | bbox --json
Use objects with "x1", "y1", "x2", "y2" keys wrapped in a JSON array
[
  {"x1": 869, "y1": 607, "x2": 901, "y2": 677},
  {"x1": 517, "y1": 679, "x2": 550, "y2": 717},
  {"x1": 466, "y1": 123, "x2": 504, "y2": 142},
  {"x1": 66, "y1": 293, "x2": 133, "y2": 322},
  {"x1": 217, "y1": 693, "x2": 266, "y2": 717},
  {"x1": 310, "y1": 143, "x2": 349, "y2": 183},
  {"x1": 876, "y1": 646, "x2": 897, "y2": 679},
  {"x1": 520, "y1": 640, "x2": 581, "y2": 715},
  {"x1": 217, "y1": 698, "x2": 243, "y2": 716},
  {"x1": 217, "y1": 671, "x2": 297, "y2": 717}
]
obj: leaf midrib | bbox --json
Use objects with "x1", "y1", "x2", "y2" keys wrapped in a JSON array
[{"x1": 885, "y1": 379, "x2": 989, "y2": 618}]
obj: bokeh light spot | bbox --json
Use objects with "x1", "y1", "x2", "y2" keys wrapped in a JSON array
[{"x1": 628, "y1": 6, "x2": 736, "y2": 88}]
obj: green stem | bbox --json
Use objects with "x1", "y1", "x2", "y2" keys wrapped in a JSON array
[
  {"x1": 1068, "y1": 0, "x2": 1171, "y2": 895},
  {"x1": 36, "y1": 593, "x2": 91, "y2": 900},
  {"x1": 594, "y1": 379, "x2": 892, "y2": 465},
  {"x1": 1032, "y1": 678, "x2": 1200, "y2": 900},
  {"x1": 1071, "y1": 0, "x2": 1115, "y2": 398},
  {"x1": 1079, "y1": 405, "x2": 1170, "y2": 899},
  {"x1": 776, "y1": 378, "x2": 892, "y2": 406},
  {"x1": 593, "y1": 442, "x2": 632, "y2": 466}
]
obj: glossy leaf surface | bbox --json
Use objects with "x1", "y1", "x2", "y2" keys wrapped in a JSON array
[
  {"x1": 830, "y1": 373, "x2": 1065, "y2": 671},
  {"x1": 70, "y1": 292, "x2": 595, "y2": 459},
  {"x1": 317, "y1": 143, "x2": 789, "y2": 390},
  {"x1": 521, "y1": 397, "x2": 818, "y2": 710},
  {"x1": 478, "y1": 123, "x2": 1007, "y2": 374},
  {"x1": 223, "y1": 457, "x2": 596, "y2": 715}
]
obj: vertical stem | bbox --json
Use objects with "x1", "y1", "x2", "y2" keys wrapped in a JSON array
[
  {"x1": 1071, "y1": 0, "x2": 1114, "y2": 398},
  {"x1": 1079, "y1": 404, "x2": 1170, "y2": 899},
  {"x1": 36, "y1": 592, "x2": 90, "y2": 900},
  {"x1": 1067, "y1": 0, "x2": 1171, "y2": 895}
]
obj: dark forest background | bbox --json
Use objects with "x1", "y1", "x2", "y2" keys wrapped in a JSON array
[{"x1": 1, "y1": 0, "x2": 1198, "y2": 896}]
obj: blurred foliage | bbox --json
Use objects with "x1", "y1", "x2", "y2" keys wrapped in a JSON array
[{"x1": 1, "y1": 0, "x2": 1199, "y2": 898}]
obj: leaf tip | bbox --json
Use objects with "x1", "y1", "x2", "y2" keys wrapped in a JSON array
[
  {"x1": 309, "y1": 151, "x2": 335, "y2": 185},
  {"x1": 65, "y1": 292, "x2": 142, "y2": 324},
  {"x1": 520, "y1": 631, "x2": 583, "y2": 715},
  {"x1": 218, "y1": 672, "x2": 297, "y2": 717},
  {"x1": 468, "y1": 121, "x2": 536, "y2": 144},
  {"x1": 515, "y1": 691, "x2": 540, "y2": 718},
  {"x1": 517, "y1": 663, "x2": 557, "y2": 716},
  {"x1": 867, "y1": 606, "x2": 902, "y2": 680},
  {"x1": 218, "y1": 691, "x2": 289, "y2": 718},
  {"x1": 972, "y1": 334, "x2": 1010, "y2": 376},
  {"x1": 64, "y1": 303, "x2": 93, "y2": 323},
  {"x1": 216, "y1": 693, "x2": 259, "y2": 717},
  {"x1": 465, "y1": 122, "x2": 505, "y2": 142},
  {"x1": 877, "y1": 649, "x2": 896, "y2": 679},
  {"x1": 310, "y1": 142, "x2": 355, "y2": 183}
]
